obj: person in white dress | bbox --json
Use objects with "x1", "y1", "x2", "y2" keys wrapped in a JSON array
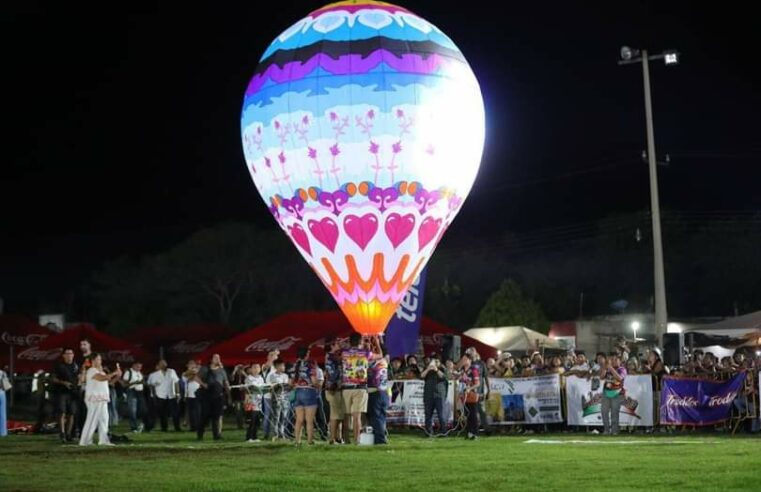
[{"x1": 79, "y1": 354, "x2": 122, "y2": 446}]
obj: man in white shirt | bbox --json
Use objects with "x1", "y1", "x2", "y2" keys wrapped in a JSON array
[
  {"x1": 147, "y1": 360, "x2": 181, "y2": 432},
  {"x1": 121, "y1": 361, "x2": 146, "y2": 433},
  {"x1": 263, "y1": 359, "x2": 289, "y2": 441}
]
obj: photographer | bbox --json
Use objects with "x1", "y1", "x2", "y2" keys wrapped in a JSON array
[
  {"x1": 600, "y1": 353, "x2": 626, "y2": 435},
  {"x1": 421, "y1": 353, "x2": 448, "y2": 437}
]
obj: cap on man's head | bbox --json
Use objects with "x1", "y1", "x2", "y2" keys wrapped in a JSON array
[{"x1": 429, "y1": 352, "x2": 440, "y2": 359}]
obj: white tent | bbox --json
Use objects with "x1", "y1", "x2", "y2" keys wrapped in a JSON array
[
  {"x1": 463, "y1": 326, "x2": 560, "y2": 353},
  {"x1": 685, "y1": 310, "x2": 761, "y2": 338}
]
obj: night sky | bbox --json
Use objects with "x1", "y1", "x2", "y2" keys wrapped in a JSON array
[{"x1": 2, "y1": 1, "x2": 759, "y2": 312}]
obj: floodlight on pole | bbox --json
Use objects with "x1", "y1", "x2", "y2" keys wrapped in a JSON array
[{"x1": 618, "y1": 46, "x2": 679, "y2": 348}]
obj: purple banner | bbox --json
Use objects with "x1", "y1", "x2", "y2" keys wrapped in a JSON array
[
  {"x1": 385, "y1": 268, "x2": 427, "y2": 358},
  {"x1": 660, "y1": 373, "x2": 746, "y2": 426}
]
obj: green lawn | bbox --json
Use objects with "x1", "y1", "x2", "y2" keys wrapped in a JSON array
[{"x1": 0, "y1": 426, "x2": 759, "y2": 491}]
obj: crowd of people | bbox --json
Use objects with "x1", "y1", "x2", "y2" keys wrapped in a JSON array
[{"x1": 2, "y1": 335, "x2": 759, "y2": 442}]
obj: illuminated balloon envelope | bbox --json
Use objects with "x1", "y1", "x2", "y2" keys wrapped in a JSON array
[{"x1": 241, "y1": 0, "x2": 485, "y2": 334}]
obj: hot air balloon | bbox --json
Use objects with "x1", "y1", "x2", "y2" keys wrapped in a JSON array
[{"x1": 241, "y1": 0, "x2": 485, "y2": 335}]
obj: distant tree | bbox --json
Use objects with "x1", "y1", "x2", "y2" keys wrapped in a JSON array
[{"x1": 475, "y1": 279, "x2": 550, "y2": 334}]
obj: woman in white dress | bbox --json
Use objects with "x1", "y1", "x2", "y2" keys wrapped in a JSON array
[{"x1": 79, "y1": 354, "x2": 122, "y2": 446}]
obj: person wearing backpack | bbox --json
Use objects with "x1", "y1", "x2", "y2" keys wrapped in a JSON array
[{"x1": 120, "y1": 362, "x2": 146, "y2": 433}]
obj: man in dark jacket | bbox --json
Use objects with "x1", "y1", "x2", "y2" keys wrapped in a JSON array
[{"x1": 421, "y1": 353, "x2": 449, "y2": 437}]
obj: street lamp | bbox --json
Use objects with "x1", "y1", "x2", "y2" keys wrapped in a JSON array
[
  {"x1": 619, "y1": 46, "x2": 679, "y2": 348},
  {"x1": 631, "y1": 321, "x2": 641, "y2": 342}
]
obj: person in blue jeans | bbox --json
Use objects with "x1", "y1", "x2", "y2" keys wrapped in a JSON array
[
  {"x1": 366, "y1": 338, "x2": 389, "y2": 444},
  {"x1": 290, "y1": 347, "x2": 323, "y2": 445},
  {"x1": 0, "y1": 369, "x2": 10, "y2": 437},
  {"x1": 121, "y1": 362, "x2": 146, "y2": 432}
]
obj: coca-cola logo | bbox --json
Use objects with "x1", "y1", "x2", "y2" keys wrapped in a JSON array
[
  {"x1": 1, "y1": 331, "x2": 49, "y2": 347},
  {"x1": 169, "y1": 340, "x2": 213, "y2": 354},
  {"x1": 18, "y1": 346, "x2": 63, "y2": 361},
  {"x1": 244, "y1": 336, "x2": 301, "y2": 353}
]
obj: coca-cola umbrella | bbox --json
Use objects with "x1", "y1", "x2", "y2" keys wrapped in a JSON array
[
  {"x1": 197, "y1": 311, "x2": 497, "y2": 366},
  {"x1": 125, "y1": 324, "x2": 238, "y2": 368},
  {"x1": 14, "y1": 324, "x2": 155, "y2": 373}
]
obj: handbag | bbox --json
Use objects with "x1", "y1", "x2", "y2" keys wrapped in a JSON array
[{"x1": 464, "y1": 390, "x2": 479, "y2": 404}]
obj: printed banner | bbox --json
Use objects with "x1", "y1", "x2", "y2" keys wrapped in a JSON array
[
  {"x1": 660, "y1": 373, "x2": 746, "y2": 426},
  {"x1": 385, "y1": 269, "x2": 427, "y2": 358},
  {"x1": 486, "y1": 375, "x2": 563, "y2": 425},
  {"x1": 387, "y1": 379, "x2": 455, "y2": 427},
  {"x1": 566, "y1": 374, "x2": 654, "y2": 427}
]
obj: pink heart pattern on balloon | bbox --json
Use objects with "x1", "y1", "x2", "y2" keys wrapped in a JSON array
[
  {"x1": 308, "y1": 217, "x2": 339, "y2": 252},
  {"x1": 288, "y1": 223, "x2": 311, "y2": 255},
  {"x1": 384, "y1": 213, "x2": 415, "y2": 249},
  {"x1": 418, "y1": 216, "x2": 442, "y2": 251},
  {"x1": 343, "y1": 213, "x2": 378, "y2": 250}
]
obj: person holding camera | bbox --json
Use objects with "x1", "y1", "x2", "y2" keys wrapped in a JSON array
[
  {"x1": 366, "y1": 337, "x2": 389, "y2": 444},
  {"x1": 600, "y1": 353, "x2": 627, "y2": 435},
  {"x1": 421, "y1": 353, "x2": 448, "y2": 437},
  {"x1": 459, "y1": 353, "x2": 481, "y2": 440},
  {"x1": 79, "y1": 354, "x2": 122, "y2": 446}
]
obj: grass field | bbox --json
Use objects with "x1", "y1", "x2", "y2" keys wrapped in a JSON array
[{"x1": 1, "y1": 426, "x2": 759, "y2": 491}]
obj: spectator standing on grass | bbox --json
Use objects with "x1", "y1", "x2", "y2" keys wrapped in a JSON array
[
  {"x1": 104, "y1": 365, "x2": 119, "y2": 427},
  {"x1": 261, "y1": 349, "x2": 280, "y2": 438},
  {"x1": 79, "y1": 354, "x2": 121, "y2": 446},
  {"x1": 459, "y1": 353, "x2": 480, "y2": 440},
  {"x1": 183, "y1": 361, "x2": 202, "y2": 432},
  {"x1": 245, "y1": 364, "x2": 265, "y2": 442},
  {"x1": 600, "y1": 353, "x2": 626, "y2": 435},
  {"x1": 422, "y1": 353, "x2": 448, "y2": 437},
  {"x1": 0, "y1": 368, "x2": 10, "y2": 437},
  {"x1": 290, "y1": 346, "x2": 322, "y2": 446},
  {"x1": 147, "y1": 360, "x2": 181, "y2": 432},
  {"x1": 341, "y1": 334, "x2": 380, "y2": 444},
  {"x1": 121, "y1": 361, "x2": 146, "y2": 433},
  {"x1": 196, "y1": 354, "x2": 230, "y2": 441},
  {"x1": 366, "y1": 338, "x2": 389, "y2": 444},
  {"x1": 464, "y1": 348, "x2": 490, "y2": 435},
  {"x1": 51, "y1": 348, "x2": 79, "y2": 443},
  {"x1": 75, "y1": 339, "x2": 94, "y2": 434},
  {"x1": 264, "y1": 359, "x2": 289, "y2": 441},
  {"x1": 324, "y1": 338, "x2": 346, "y2": 444}
]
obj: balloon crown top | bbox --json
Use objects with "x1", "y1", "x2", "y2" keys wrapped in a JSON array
[{"x1": 310, "y1": 1, "x2": 412, "y2": 16}]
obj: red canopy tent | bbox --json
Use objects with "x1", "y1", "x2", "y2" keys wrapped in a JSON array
[
  {"x1": 125, "y1": 324, "x2": 237, "y2": 368},
  {"x1": 0, "y1": 315, "x2": 53, "y2": 348},
  {"x1": 13, "y1": 324, "x2": 155, "y2": 372},
  {"x1": 197, "y1": 311, "x2": 497, "y2": 365},
  {"x1": 0, "y1": 315, "x2": 55, "y2": 371}
]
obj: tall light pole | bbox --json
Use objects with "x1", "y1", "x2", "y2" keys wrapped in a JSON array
[{"x1": 619, "y1": 46, "x2": 679, "y2": 348}]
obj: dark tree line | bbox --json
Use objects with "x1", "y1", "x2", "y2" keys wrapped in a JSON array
[{"x1": 81, "y1": 212, "x2": 761, "y2": 335}]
